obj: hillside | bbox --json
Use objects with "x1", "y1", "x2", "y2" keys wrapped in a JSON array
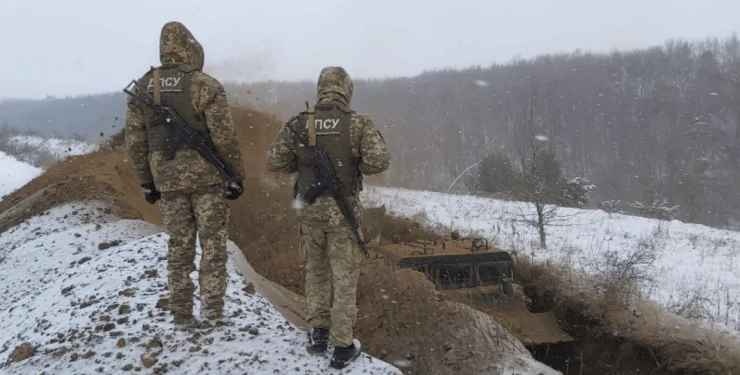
[
  {"x1": 230, "y1": 36, "x2": 740, "y2": 230},
  {"x1": 0, "y1": 131, "x2": 98, "y2": 168},
  {"x1": 0, "y1": 107, "x2": 558, "y2": 375},
  {"x1": 4, "y1": 37, "x2": 740, "y2": 230},
  {"x1": 0, "y1": 201, "x2": 400, "y2": 374},
  {"x1": 0, "y1": 151, "x2": 41, "y2": 199},
  {"x1": 7, "y1": 134, "x2": 98, "y2": 160},
  {"x1": 363, "y1": 187, "x2": 740, "y2": 373},
  {"x1": 2, "y1": 101, "x2": 740, "y2": 372},
  {"x1": 0, "y1": 93, "x2": 124, "y2": 141},
  {"x1": 365, "y1": 186, "x2": 740, "y2": 334}
]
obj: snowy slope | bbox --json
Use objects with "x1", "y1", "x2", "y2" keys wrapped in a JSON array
[
  {"x1": 0, "y1": 202, "x2": 400, "y2": 374},
  {"x1": 0, "y1": 151, "x2": 41, "y2": 200},
  {"x1": 364, "y1": 186, "x2": 740, "y2": 334},
  {"x1": 8, "y1": 135, "x2": 97, "y2": 160}
]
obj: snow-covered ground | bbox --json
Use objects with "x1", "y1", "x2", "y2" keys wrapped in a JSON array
[
  {"x1": 364, "y1": 186, "x2": 740, "y2": 334},
  {"x1": 0, "y1": 202, "x2": 400, "y2": 374},
  {"x1": 8, "y1": 135, "x2": 97, "y2": 160},
  {"x1": 0, "y1": 151, "x2": 41, "y2": 200}
]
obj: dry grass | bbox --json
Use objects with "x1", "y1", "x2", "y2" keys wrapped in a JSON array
[{"x1": 515, "y1": 254, "x2": 740, "y2": 374}]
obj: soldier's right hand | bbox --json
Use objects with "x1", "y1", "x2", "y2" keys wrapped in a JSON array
[
  {"x1": 141, "y1": 183, "x2": 161, "y2": 204},
  {"x1": 223, "y1": 180, "x2": 243, "y2": 200}
]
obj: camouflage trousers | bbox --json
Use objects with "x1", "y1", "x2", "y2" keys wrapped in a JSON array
[
  {"x1": 160, "y1": 187, "x2": 229, "y2": 319},
  {"x1": 301, "y1": 221, "x2": 364, "y2": 347}
]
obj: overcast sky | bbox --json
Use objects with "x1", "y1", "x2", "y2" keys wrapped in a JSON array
[{"x1": 1, "y1": 0, "x2": 739, "y2": 99}]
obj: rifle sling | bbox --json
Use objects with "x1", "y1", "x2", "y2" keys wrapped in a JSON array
[
  {"x1": 307, "y1": 113, "x2": 316, "y2": 146},
  {"x1": 152, "y1": 68, "x2": 161, "y2": 106}
]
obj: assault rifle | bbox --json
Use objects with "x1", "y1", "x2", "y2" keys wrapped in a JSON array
[
  {"x1": 123, "y1": 80, "x2": 239, "y2": 185},
  {"x1": 286, "y1": 120, "x2": 368, "y2": 255}
]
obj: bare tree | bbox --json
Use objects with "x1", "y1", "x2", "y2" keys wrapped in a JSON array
[
  {"x1": 511, "y1": 89, "x2": 567, "y2": 249},
  {"x1": 518, "y1": 137, "x2": 562, "y2": 249}
]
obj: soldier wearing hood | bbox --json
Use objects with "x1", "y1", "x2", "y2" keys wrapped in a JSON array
[
  {"x1": 125, "y1": 22, "x2": 245, "y2": 324},
  {"x1": 268, "y1": 67, "x2": 390, "y2": 369}
]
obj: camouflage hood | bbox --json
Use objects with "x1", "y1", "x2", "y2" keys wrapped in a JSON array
[
  {"x1": 159, "y1": 21, "x2": 204, "y2": 71},
  {"x1": 317, "y1": 66, "x2": 353, "y2": 110}
]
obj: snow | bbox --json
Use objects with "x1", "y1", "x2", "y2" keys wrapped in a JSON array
[
  {"x1": 363, "y1": 186, "x2": 740, "y2": 334},
  {"x1": 8, "y1": 135, "x2": 97, "y2": 160},
  {"x1": 0, "y1": 202, "x2": 400, "y2": 374},
  {"x1": 0, "y1": 151, "x2": 41, "y2": 200}
]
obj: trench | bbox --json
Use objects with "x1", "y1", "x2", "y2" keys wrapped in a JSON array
[
  {"x1": 526, "y1": 336, "x2": 665, "y2": 375},
  {"x1": 227, "y1": 242, "x2": 308, "y2": 329},
  {"x1": 519, "y1": 279, "x2": 673, "y2": 374}
]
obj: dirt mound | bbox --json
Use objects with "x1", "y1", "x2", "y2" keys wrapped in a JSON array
[
  {"x1": 0, "y1": 149, "x2": 157, "y2": 233},
  {"x1": 0, "y1": 107, "x2": 280, "y2": 232},
  {"x1": 357, "y1": 264, "x2": 553, "y2": 374},
  {"x1": 0, "y1": 106, "x2": 555, "y2": 375}
]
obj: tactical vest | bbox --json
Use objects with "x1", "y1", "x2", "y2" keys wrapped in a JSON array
[
  {"x1": 294, "y1": 103, "x2": 361, "y2": 199},
  {"x1": 144, "y1": 65, "x2": 209, "y2": 159}
]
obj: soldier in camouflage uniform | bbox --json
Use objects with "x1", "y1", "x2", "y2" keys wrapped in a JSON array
[
  {"x1": 125, "y1": 21, "x2": 245, "y2": 324},
  {"x1": 267, "y1": 67, "x2": 390, "y2": 369}
]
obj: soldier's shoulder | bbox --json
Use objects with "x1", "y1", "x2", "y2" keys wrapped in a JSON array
[
  {"x1": 285, "y1": 113, "x2": 307, "y2": 132},
  {"x1": 135, "y1": 67, "x2": 156, "y2": 85},
  {"x1": 287, "y1": 114, "x2": 303, "y2": 125},
  {"x1": 351, "y1": 112, "x2": 373, "y2": 122},
  {"x1": 139, "y1": 68, "x2": 153, "y2": 79},
  {"x1": 191, "y1": 71, "x2": 224, "y2": 90},
  {"x1": 291, "y1": 108, "x2": 315, "y2": 122},
  {"x1": 350, "y1": 112, "x2": 375, "y2": 129}
]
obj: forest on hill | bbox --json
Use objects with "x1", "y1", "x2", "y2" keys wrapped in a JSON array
[
  {"x1": 3, "y1": 36, "x2": 740, "y2": 228},
  {"x1": 231, "y1": 36, "x2": 740, "y2": 228},
  {"x1": 0, "y1": 93, "x2": 124, "y2": 141}
]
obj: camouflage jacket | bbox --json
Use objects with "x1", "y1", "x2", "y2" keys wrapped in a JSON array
[
  {"x1": 125, "y1": 22, "x2": 244, "y2": 193},
  {"x1": 268, "y1": 107, "x2": 390, "y2": 224}
]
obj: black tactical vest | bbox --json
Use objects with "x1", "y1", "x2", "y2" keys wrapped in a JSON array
[
  {"x1": 143, "y1": 65, "x2": 209, "y2": 159},
  {"x1": 294, "y1": 103, "x2": 361, "y2": 199}
]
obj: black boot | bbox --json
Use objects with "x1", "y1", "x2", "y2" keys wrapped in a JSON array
[
  {"x1": 330, "y1": 339, "x2": 362, "y2": 369},
  {"x1": 306, "y1": 327, "x2": 329, "y2": 354}
]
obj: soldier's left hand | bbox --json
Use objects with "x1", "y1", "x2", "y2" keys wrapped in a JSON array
[
  {"x1": 141, "y1": 182, "x2": 161, "y2": 204},
  {"x1": 224, "y1": 180, "x2": 243, "y2": 200}
]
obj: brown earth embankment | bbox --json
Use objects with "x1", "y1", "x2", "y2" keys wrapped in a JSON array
[
  {"x1": 0, "y1": 106, "x2": 554, "y2": 375},
  {"x1": 5, "y1": 105, "x2": 738, "y2": 374}
]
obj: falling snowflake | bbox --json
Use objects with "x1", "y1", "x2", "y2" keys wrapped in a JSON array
[{"x1": 535, "y1": 134, "x2": 549, "y2": 142}]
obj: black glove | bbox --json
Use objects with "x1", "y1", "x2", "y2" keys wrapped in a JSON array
[
  {"x1": 141, "y1": 183, "x2": 161, "y2": 204},
  {"x1": 223, "y1": 180, "x2": 243, "y2": 200}
]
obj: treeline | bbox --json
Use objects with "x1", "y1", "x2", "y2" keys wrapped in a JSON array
[
  {"x1": 229, "y1": 37, "x2": 740, "y2": 228},
  {"x1": 0, "y1": 93, "x2": 125, "y2": 141},
  {"x1": 2, "y1": 36, "x2": 739, "y2": 228}
]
